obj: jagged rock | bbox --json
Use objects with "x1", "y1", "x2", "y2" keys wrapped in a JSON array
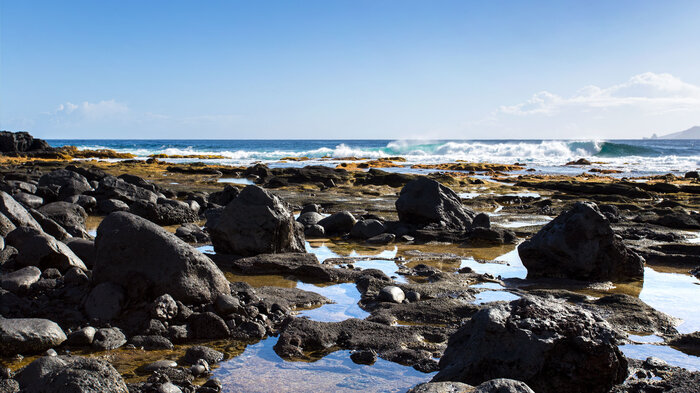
[
  {"x1": 434, "y1": 296, "x2": 627, "y2": 393},
  {"x1": 0, "y1": 131, "x2": 50, "y2": 153},
  {"x1": 518, "y1": 202, "x2": 644, "y2": 281},
  {"x1": 208, "y1": 185, "x2": 305, "y2": 256},
  {"x1": 396, "y1": 177, "x2": 475, "y2": 230}
]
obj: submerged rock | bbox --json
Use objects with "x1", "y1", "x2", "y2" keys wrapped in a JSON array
[
  {"x1": 93, "y1": 211, "x2": 229, "y2": 304},
  {"x1": 208, "y1": 185, "x2": 305, "y2": 256},
  {"x1": 518, "y1": 202, "x2": 644, "y2": 281},
  {"x1": 434, "y1": 296, "x2": 627, "y2": 393},
  {"x1": 396, "y1": 177, "x2": 475, "y2": 230}
]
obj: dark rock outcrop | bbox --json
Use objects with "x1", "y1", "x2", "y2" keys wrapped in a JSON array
[
  {"x1": 518, "y1": 202, "x2": 644, "y2": 281},
  {"x1": 434, "y1": 296, "x2": 627, "y2": 393},
  {"x1": 93, "y1": 212, "x2": 229, "y2": 304},
  {"x1": 0, "y1": 131, "x2": 50, "y2": 153},
  {"x1": 38, "y1": 169, "x2": 92, "y2": 199},
  {"x1": 6, "y1": 227, "x2": 87, "y2": 272},
  {"x1": 208, "y1": 185, "x2": 305, "y2": 256},
  {"x1": 396, "y1": 177, "x2": 475, "y2": 230},
  {"x1": 38, "y1": 202, "x2": 89, "y2": 238}
]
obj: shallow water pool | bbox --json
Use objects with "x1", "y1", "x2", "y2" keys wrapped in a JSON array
[{"x1": 213, "y1": 337, "x2": 434, "y2": 393}]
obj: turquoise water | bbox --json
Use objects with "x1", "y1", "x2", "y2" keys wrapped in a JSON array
[{"x1": 48, "y1": 138, "x2": 700, "y2": 176}]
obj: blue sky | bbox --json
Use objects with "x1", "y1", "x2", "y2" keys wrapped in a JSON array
[{"x1": 1, "y1": 0, "x2": 700, "y2": 139}]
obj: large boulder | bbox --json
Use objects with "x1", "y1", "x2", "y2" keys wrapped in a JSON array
[
  {"x1": 0, "y1": 318, "x2": 67, "y2": 356},
  {"x1": 518, "y1": 202, "x2": 644, "y2": 281},
  {"x1": 93, "y1": 212, "x2": 229, "y2": 304},
  {"x1": 208, "y1": 185, "x2": 305, "y2": 256},
  {"x1": 0, "y1": 191, "x2": 41, "y2": 230},
  {"x1": 38, "y1": 202, "x2": 89, "y2": 238},
  {"x1": 396, "y1": 177, "x2": 475, "y2": 230},
  {"x1": 38, "y1": 169, "x2": 92, "y2": 199},
  {"x1": 5, "y1": 227, "x2": 87, "y2": 272},
  {"x1": 17, "y1": 356, "x2": 128, "y2": 393},
  {"x1": 434, "y1": 296, "x2": 627, "y2": 393}
]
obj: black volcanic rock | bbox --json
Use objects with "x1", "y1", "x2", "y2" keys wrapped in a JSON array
[{"x1": 518, "y1": 202, "x2": 644, "y2": 281}]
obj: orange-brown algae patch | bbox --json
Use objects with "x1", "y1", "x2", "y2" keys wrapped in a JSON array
[{"x1": 411, "y1": 162, "x2": 525, "y2": 172}]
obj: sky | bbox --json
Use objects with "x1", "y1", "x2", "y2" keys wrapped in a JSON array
[{"x1": 1, "y1": 0, "x2": 700, "y2": 140}]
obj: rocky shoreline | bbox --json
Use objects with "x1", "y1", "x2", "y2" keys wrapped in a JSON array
[{"x1": 0, "y1": 131, "x2": 699, "y2": 393}]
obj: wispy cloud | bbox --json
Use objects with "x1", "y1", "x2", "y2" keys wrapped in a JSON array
[
  {"x1": 499, "y1": 72, "x2": 700, "y2": 116},
  {"x1": 52, "y1": 100, "x2": 129, "y2": 119}
]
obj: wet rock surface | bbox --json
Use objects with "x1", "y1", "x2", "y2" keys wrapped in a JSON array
[
  {"x1": 434, "y1": 296, "x2": 628, "y2": 393},
  {"x1": 518, "y1": 202, "x2": 644, "y2": 281},
  {"x1": 1, "y1": 147, "x2": 699, "y2": 392},
  {"x1": 208, "y1": 185, "x2": 305, "y2": 256}
]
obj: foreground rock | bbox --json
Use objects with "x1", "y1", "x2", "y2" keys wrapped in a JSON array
[
  {"x1": 208, "y1": 185, "x2": 305, "y2": 256},
  {"x1": 0, "y1": 318, "x2": 67, "y2": 356},
  {"x1": 17, "y1": 355, "x2": 128, "y2": 393},
  {"x1": 518, "y1": 202, "x2": 644, "y2": 281},
  {"x1": 6, "y1": 227, "x2": 87, "y2": 272},
  {"x1": 0, "y1": 190, "x2": 41, "y2": 230},
  {"x1": 94, "y1": 211, "x2": 229, "y2": 304},
  {"x1": 434, "y1": 296, "x2": 627, "y2": 393},
  {"x1": 396, "y1": 177, "x2": 475, "y2": 230}
]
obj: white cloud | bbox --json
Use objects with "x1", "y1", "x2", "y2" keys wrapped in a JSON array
[
  {"x1": 53, "y1": 100, "x2": 129, "y2": 120},
  {"x1": 476, "y1": 72, "x2": 700, "y2": 138},
  {"x1": 499, "y1": 72, "x2": 700, "y2": 116}
]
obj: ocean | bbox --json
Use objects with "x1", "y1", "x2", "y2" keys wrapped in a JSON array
[{"x1": 47, "y1": 139, "x2": 700, "y2": 177}]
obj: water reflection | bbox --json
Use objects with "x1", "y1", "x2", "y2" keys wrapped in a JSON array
[
  {"x1": 214, "y1": 337, "x2": 434, "y2": 393},
  {"x1": 620, "y1": 344, "x2": 699, "y2": 371},
  {"x1": 217, "y1": 178, "x2": 255, "y2": 185},
  {"x1": 296, "y1": 283, "x2": 369, "y2": 322}
]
